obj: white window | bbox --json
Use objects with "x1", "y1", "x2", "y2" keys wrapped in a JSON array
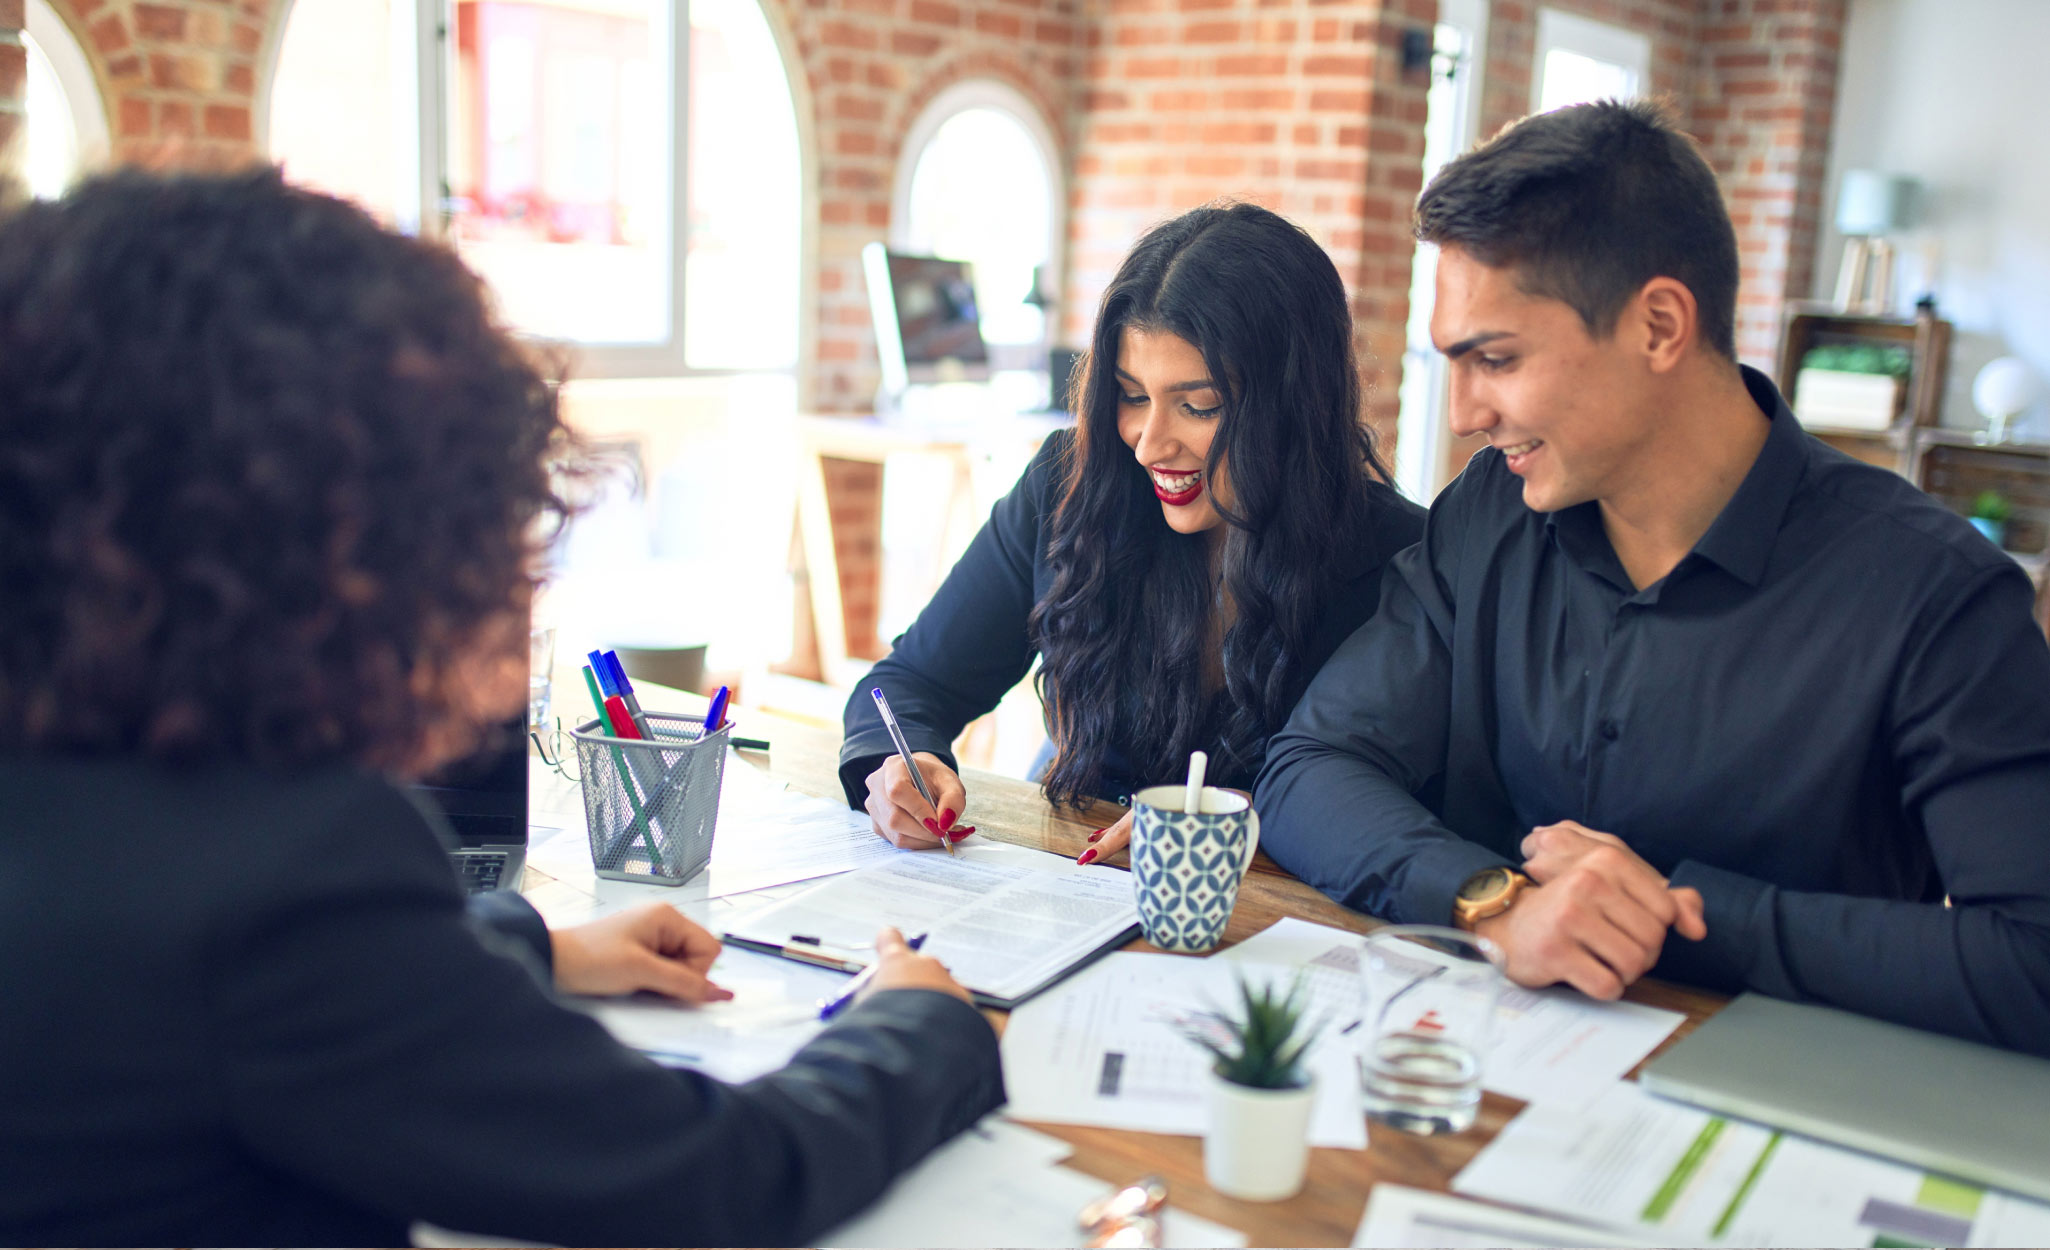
[
  {"x1": 893, "y1": 82, "x2": 1062, "y2": 367},
  {"x1": 1532, "y1": 8, "x2": 1649, "y2": 113},
  {"x1": 266, "y1": 0, "x2": 800, "y2": 378},
  {"x1": 1396, "y1": 0, "x2": 1488, "y2": 501},
  {"x1": 22, "y1": 0, "x2": 108, "y2": 200}
]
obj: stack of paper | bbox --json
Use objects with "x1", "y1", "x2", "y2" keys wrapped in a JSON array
[
  {"x1": 1353, "y1": 1184, "x2": 1635, "y2": 1248},
  {"x1": 1221, "y1": 917, "x2": 1685, "y2": 1109},
  {"x1": 575, "y1": 944, "x2": 840, "y2": 1083},
  {"x1": 821, "y1": 1117, "x2": 1247, "y2": 1248},
  {"x1": 1454, "y1": 1081, "x2": 2050, "y2": 1247},
  {"x1": 999, "y1": 949, "x2": 1371, "y2": 1149}
]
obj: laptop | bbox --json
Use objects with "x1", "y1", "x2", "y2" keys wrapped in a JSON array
[
  {"x1": 1640, "y1": 992, "x2": 2050, "y2": 1202},
  {"x1": 413, "y1": 716, "x2": 529, "y2": 895}
]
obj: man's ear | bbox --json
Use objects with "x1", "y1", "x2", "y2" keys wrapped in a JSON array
[{"x1": 1634, "y1": 277, "x2": 1698, "y2": 374}]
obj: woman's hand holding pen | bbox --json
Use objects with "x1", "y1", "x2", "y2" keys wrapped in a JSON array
[
  {"x1": 865, "y1": 925, "x2": 974, "y2": 1004},
  {"x1": 863, "y1": 751, "x2": 973, "y2": 849},
  {"x1": 549, "y1": 903, "x2": 734, "y2": 1003}
]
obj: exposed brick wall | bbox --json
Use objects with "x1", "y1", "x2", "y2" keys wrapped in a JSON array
[
  {"x1": 1, "y1": 0, "x2": 24, "y2": 190},
  {"x1": 1067, "y1": 0, "x2": 1434, "y2": 445},
  {"x1": 41, "y1": 0, "x2": 263, "y2": 170},
  {"x1": 1690, "y1": 0, "x2": 1843, "y2": 368}
]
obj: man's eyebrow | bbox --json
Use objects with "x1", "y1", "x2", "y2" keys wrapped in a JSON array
[
  {"x1": 1442, "y1": 331, "x2": 1514, "y2": 360},
  {"x1": 1114, "y1": 367, "x2": 1217, "y2": 392}
]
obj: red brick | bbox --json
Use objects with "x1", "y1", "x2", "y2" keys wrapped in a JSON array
[
  {"x1": 1122, "y1": 55, "x2": 1181, "y2": 78},
  {"x1": 842, "y1": 0, "x2": 893, "y2": 14},
  {"x1": 818, "y1": 21, "x2": 878, "y2": 50},
  {"x1": 831, "y1": 94, "x2": 883, "y2": 122},
  {"x1": 230, "y1": 21, "x2": 261, "y2": 54},
  {"x1": 1214, "y1": 52, "x2": 1286, "y2": 75},
  {"x1": 908, "y1": 0, "x2": 957, "y2": 18},
  {"x1": 0, "y1": 0, "x2": 21, "y2": 29},
  {"x1": 117, "y1": 96, "x2": 151, "y2": 136},
  {"x1": 1184, "y1": 20, "x2": 1240, "y2": 42},
  {"x1": 1149, "y1": 89, "x2": 1206, "y2": 110},
  {"x1": 133, "y1": 2, "x2": 185, "y2": 39},
  {"x1": 0, "y1": 44, "x2": 19, "y2": 103},
  {"x1": 224, "y1": 61, "x2": 254, "y2": 96},
  {"x1": 890, "y1": 29, "x2": 940, "y2": 54},
  {"x1": 974, "y1": 10, "x2": 1022, "y2": 36},
  {"x1": 89, "y1": 14, "x2": 127, "y2": 53},
  {"x1": 159, "y1": 99, "x2": 195, "y2": 136},
  {"x1": 834, "y1": 129, "x2": 878, "y2": 155},
  {"x1": 203, "y1": 104, "x2": 250, "y2": 140},
  {"x1": 1304, "y1": 53, "x2": 1370, "y2": 76},
  {"x1": 1309, "y1": 88, "x2": 1369, "y2": 112}
]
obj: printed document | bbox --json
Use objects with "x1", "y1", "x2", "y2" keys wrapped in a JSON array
[
  {"x1": 821, "y1": 1116, "x2": 1247, "y2": 1248},
  {"x1": 1353, "y1": 1184, "x2": 1636, "y2": 1248},
  {"x1": 700, "y1": 760, "x2": 901, "y2": 897},
  {"x1": 1224, "y1": 917, "x2": 1684, "y2": 1108},
  {"x1": 576, "y1": 945, "x2": 839, "y2": 1083},
  {"x1": 722, "y1": 843, "x2": 1140, "y2": 1006},
  {"x1": 1000, "y1": 950, "x2": 1369, "y2": 1150},
  {"x1": 1455, "y1": 1080, "x2": 2050, "y2": 1247}
]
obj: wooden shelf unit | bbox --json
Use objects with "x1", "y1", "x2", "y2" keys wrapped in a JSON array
[{"x1": 1775, "y1": 301, "x2": 1952, "y2": 475}]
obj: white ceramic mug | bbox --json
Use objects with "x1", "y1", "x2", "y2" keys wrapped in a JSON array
[{"x1": 1128, "y1": 784, "x2": 1261, "y2": 953}]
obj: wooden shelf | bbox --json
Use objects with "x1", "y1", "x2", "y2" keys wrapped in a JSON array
[{"x1": 1776, "y1": 301, "x2": 1951, "y2": 476}]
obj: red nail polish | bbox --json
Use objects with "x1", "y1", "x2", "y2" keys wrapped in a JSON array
[
  {"x1": 939, "y1": 808, "x2": 957, "y2": 830},
  {"x1": 1087, "y1": 828, "x2": 1104, "y2": 843},
  {"x1": 949, "y1": 826, "x2": 975, "y2": 841},
  {"x1": 922, "y1": 817, "x2": 940, "y2": 833},
  {"x1": 1077, "y1": 848, "x2": 1098, "y2": 865}
]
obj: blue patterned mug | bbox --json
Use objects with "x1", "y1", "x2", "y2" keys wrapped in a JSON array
[{"x1": 1129, "y1": 784, "x2": 1262, "y2": 953}]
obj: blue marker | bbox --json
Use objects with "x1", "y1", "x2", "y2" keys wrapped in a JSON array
[
  {"x1": 600, "y1": 651, "x2": 654, "y2": 738},
  {"x1": 817, "y1": 934, "x2": 928, "y2": 1021},
  {"x1": 699, "y1": 684, "x2": 731, "y2": 742}
]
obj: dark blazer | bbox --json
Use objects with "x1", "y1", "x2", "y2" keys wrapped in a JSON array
[
  {"x1": 840, "y1": 427, "x2": 1426, "y2": 806},
  {"x1": 0, "y1": 755, "x2": 1004, "y2": 1246}
]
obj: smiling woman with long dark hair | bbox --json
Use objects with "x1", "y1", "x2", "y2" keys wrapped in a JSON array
[{"x1": 840, "y1": 201, "x2": 1425, "y2": 857}]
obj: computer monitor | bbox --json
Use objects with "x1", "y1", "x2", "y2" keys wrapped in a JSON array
[{"x1": 863, "y1": 242, "x2": 991, "y2": 396}]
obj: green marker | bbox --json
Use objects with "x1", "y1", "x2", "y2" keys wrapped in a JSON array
[{"x1": 582, "y1": 663, "x2": 664, "y2": 871}]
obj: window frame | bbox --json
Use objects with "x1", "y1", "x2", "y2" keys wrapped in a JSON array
[
  {"x1": 24, "y1": 0, "x2": 111, "y2": 195},
  {"x1": 1531, "y1": 7, "x2": 1650, "y2": 113},
  {"x1": 261, "y1": 0, "x2": 810, "y2": 382},
  {"x1": 889, "y1": 78, "x2": 1066, "y2": 353}
]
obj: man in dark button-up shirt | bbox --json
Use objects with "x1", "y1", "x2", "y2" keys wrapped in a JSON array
[{"x1": 1258, "y1": 100, "x2": 2050, "y2": 1055}]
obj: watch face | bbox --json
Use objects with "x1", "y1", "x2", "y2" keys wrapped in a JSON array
[{"x1": 1458, "y1": 866, "x2": 1509, "y2": 902}]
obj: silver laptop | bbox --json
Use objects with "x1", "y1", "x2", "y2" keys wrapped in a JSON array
[
  {"x1": 1641, "y1": 993, "x2": 2050, "y2": 1202},
  {"x1": 413, "y1": 716, "x2": 529, "y2": 895}
]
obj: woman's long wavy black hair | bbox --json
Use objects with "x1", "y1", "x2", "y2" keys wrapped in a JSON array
[{"x1": 1027, "y1": 202, "x2": 1394, "y2": 808}]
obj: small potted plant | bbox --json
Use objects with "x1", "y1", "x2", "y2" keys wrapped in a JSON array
[
  {"x1": 1970, "y1": 490, "x2": 2011, "y2": 548},
  {"x1": 1185, "y1": 973, "x2": 1322, "y2": 1201}
]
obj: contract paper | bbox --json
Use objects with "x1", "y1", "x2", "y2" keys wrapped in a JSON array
[
  {"x1": 1455, "y1": 1080, "x2": 2050, "y2": 1247},
  {"x1": 1224, "y1": 917, "x2": 1684, "y2": 1108},
  {"x1": 821, "y1": 1117, "x2": 1247, "y2": 1248},
  {"x1": 1353, "y1": 1184, "x2": 1636, "y2": 1248},
  {"x1": 576, "y1": 945, "x2": 841, "y2": 1083},
  {"x1": 699, "y1": 760, "x2": 902, "y2": 898},
  {"x1": 722, "y1": 843, "x2": 1140, "y2": 1006},
  {"x1": 1000, "y1": 950, "x2": 1370, "y2": 1150}
]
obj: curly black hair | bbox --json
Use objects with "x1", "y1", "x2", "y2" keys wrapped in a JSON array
[{"x1": 0, "y1": 167, "x2": 577, "y2": 771}]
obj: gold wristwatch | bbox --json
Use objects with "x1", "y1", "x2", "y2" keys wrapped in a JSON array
[{"x1": 1452, "y1": 866, "x2": 1532, "y2": 929}]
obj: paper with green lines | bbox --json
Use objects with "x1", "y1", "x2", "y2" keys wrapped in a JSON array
[{"x1": 1453, "y1": 1081, "x2": 2050, "y2": 1246}]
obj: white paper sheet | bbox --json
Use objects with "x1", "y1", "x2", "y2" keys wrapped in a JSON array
[
  {"x1": 821, "y1": 1117, "x2": 1248, "y2": 1248},
  {"x1": 700, "y1": 760, "x2": 903, "y2": 897},
  {"x1": 1000, "y1": 950, "x2": 1370, "y2": 1150},
  {"x1": 1223, "y1": 917, "x2": 1684, "y2": 1108},
  {"x1": 1353, "y1": 1184, "x2": 1636, "y2": 1248},
  {"x1": 723, "y1": 843, "x2": 1141, "y2": 1005},
  {"x1": 1455, "y1": 1080, "x2": 2050, "y2": 1247},
  {"x1": 575, "y1": 945, "x2": 842, "y2": 1083}
]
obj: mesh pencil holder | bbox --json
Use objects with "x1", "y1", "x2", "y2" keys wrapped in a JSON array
[{"x1": 570, "y1": 712, "x2": 729, "y2": 885}]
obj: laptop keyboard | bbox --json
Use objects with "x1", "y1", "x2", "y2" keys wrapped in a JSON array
[{"x1": 450, "y1": 850, "x2": 509, "y2": 895}]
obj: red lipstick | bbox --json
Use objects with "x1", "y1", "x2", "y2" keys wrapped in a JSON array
[{"x1": 1151, "y1": 468, "x2": 1204, "y2": 507}]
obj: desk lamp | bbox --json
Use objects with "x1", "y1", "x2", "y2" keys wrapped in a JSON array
[
  {"x1": 1833, "y1": 170, "x2": 1916, "y2": 314},
  {"x1": 1974, "y1": 356, "x2": 2044, "y2": 446}
]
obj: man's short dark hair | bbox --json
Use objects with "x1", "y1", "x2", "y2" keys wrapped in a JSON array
[{"x1": 1415, "y1": 98, "x2": 1740, "y2": 360}]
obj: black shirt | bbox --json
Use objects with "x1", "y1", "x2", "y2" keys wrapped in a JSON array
[
  {"x1": 1258, "y1": 366, "x2": 2050, "y2": 1055},
  {"x1": 840, "y1": 428, "x2": 1425, "y2": 807},
  {"x1": 0, "y1": 756, "x2": 1004, "y2": 1244}
]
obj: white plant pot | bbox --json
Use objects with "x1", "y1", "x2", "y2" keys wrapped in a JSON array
[{"x1": 1203, "y1": 1071, "x2": 1316, "y2": 1201}]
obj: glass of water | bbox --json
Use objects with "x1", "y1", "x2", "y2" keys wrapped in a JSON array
[
  {"x1": 528, "y1": 625, "x2": 556, "y2": 732},
  {"x1": 1357, "y1": 924, "x2": 1505, "y2": 1135}
]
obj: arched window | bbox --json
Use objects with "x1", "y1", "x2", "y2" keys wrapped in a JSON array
[
  {"x1": 22, "y1": 0, "x2": 108, "y2": 200},
  {"x1": 894, "y1": 82, "x2": 1062, "y2": 365},
  {"x1": 266, "y1": 0, "x2": 801, "y2": 377}
]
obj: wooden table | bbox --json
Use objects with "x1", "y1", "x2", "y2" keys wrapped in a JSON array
[{"x1": 720, "y1": 713, "x2": 1730, "y2": 1247}]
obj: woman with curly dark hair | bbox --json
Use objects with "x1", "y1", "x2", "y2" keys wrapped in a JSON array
[
  {"x1": 841, "y1": 202, "x2": 1425, "y2": 860},
  {"x1": 0, "y1": 168, "x2": 1000, "y2": 1246}
]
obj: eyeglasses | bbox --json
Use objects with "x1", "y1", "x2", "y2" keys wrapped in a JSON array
[{"x1": 529, "y1": 717, "x2": 581, "y2": 783}]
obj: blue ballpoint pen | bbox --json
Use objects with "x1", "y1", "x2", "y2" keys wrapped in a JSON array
[{"x1": 817, "y1": 934, "x2": 928, "y2": 1021}]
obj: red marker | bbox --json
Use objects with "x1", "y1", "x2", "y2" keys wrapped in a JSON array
[{"x1": 603, "y1": 694, "x2": 643, "y2": 739}]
